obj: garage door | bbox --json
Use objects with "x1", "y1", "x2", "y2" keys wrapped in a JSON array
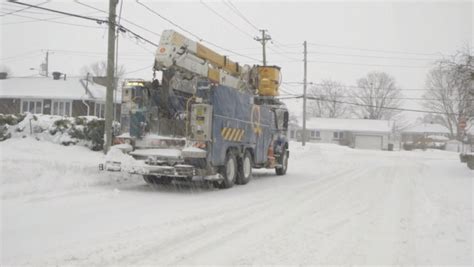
[{"x1": 354, "y1": 135, "x2": 383, "y2": 150}]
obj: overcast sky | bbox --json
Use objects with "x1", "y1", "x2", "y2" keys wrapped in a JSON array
[{"x1": 1, "y1": 0, "x2": 472, "y2": 122}]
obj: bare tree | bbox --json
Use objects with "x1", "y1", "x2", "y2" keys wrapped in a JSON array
[
  {"x1": 80, "y1": 60, "x2": 126, "y2": 79},
  {"x1": 308, "y1": 80, "x2": 348, "y2": 118},
  {"x1": 350, "y1": 71, "x2": 403, "y2": 120},
  {"x1": 415, "y1": 113, "x2": 446, "y2": 125},
  {"x1": 423, "y1": 48, "x2": 473, "y2": 138}
]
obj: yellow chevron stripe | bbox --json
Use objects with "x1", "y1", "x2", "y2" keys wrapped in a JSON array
[
  {"x1": 221, "y1": 127, "x2": 229, "y2": 139},
  {"x1": 224, "y1": 128, "x2": 232, "y2": 140},
  {"x1": 232, "y1": 129, "x2": 242, "y2": 142},
  {"x1": 229, "y1": 128, "x2": 237, "y2": 141},
  {"x1": 237, "y1": 129, "x2": 245, "y2": 141}
]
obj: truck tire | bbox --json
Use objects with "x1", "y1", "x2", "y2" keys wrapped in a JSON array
[
  {"x1": 143, "y1": 175, "x2": 172, "y2": 185},
  {"x1": 467, "y1": 158, "x2": 474, "y2": 170},
  {"x1": 215, "y1": 151, "x2": 237, "y2": 189},
  {"x1": 275, "y1": 149, "x2": 288, "y2": 176},
  {"x1": 237, "y1": 151, "x2": 252, "y2": 185}
]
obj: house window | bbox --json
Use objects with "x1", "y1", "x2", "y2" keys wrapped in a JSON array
[
  {"x1": 51, "y1": 100, "x2": 72, "y2": 116},
  {"x1": 95, "y1": 103, "x2": 105, "y2": 118},
  {"x1": 333, "y1": 132, "x2": 343, "y2": 139},
  {"x1": 310, "y1": 130, "x2": 320, "y2": 139},
  {"x1": 21, "y1": 99, "x2": 43, "y2": 114}
]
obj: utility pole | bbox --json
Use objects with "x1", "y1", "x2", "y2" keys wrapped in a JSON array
[
  {"x1": 302, "y1": 41, "x2": 307, "y2": 146},
  {"x1": 45, "y1": 50, "x2": 49, "y2": 77},
  {"x1": 114, "y1": 0, "x2": 124, "y2": 122},
  {"x1": 104, "y1": 0, "x2": 118, "y2": 154},
  {"x1": 254, "y1": 29, "x2": 271, "y2": 66}
]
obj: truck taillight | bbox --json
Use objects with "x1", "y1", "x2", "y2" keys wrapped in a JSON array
[{"x1": 193, "y1": 142, "x2": 207, "y2": 149}]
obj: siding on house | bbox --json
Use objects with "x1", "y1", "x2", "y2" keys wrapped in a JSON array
[{"x1": 290, "y1": 117, "x2": 393, "y2": 150}]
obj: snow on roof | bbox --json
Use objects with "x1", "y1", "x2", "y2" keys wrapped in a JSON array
[
  {"x1": 300, "y1": 117, "x2": 394, "y2": 133},
  {"x1": 0, "y1": 76, "x2": 121, "y2": 103},
  {"x1": 402, "y1": 123, "x2": 450, "y2": 134}
]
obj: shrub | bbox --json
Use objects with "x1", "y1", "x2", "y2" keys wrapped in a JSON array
[
  {"x1": 85, "y1": 119, "x2": 105, "y2": 151},
  {"x1": 0, "y1": 114, "x2": 26, "y2": 126}
]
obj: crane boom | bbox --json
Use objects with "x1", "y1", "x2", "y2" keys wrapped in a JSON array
[
  {"x1": 154, "y1": 30, "x2": 243, "y2": 88},
  {"x1": 154, "y1": 29, "x2": 281, "y2": 97}
]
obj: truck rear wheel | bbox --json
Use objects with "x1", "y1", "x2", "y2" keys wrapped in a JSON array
[
  {"x1": 237, "y1": 151, "x2": 252, "y2": 185},
  {"x1": 215, "y1": 151, "x2": 237, "y2": 189},
  {"x1": 143, "y1": 175, "x2": 173, "y2": 185},
  {"x1": 275, "y1": 149, "x2": 288, "y2": 175}
]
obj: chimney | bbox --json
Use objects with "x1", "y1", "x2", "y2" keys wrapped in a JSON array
[
  {"x1": 52, "y1": 71, "x2": 62, "y2": 80},
  {"x1": 0, "y1": 72, "x2": 7, "y2": 80}
]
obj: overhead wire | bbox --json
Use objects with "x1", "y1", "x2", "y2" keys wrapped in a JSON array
[
  {"x1": 0, "y1": 50, "x2": 42, "y2": 61},
  {"x1": 135, "y1": 0, "x2": 260, "y2": 62},
  {"x1": 307, "y1": 42, "x2": 440, "y2": 57},
  {"x1": 0, "y1": 10, "x2": 104, "y2": 27},
  {"x1": 282, "y1": 81, "x2": 428, "y2": 91},
  {"x1": 223, "y1": 0, "x2": 259, "y2": 31},
  {"x1": 73, "y1": 0, "x2": 162, "y2": 38},
  {"x1": 200, "y1": 0, "x2": 254, "y2": 39},
  {"x1": 123, "y1": 64, "x2": 154, "y2": 75},
  {"x1": 8, "y1": 1, "x2": 160, "y2": 47},
  {"x1": 279, "y1": 95, "x2": 464, "y2": 116},
  {"x1": 0, "y1": 0, "x2": 50, "y2": 17}
]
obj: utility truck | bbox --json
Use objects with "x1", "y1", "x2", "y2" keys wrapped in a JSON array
[{"x1": 105, "y1": 30, "x2": 289, "y2": 188}]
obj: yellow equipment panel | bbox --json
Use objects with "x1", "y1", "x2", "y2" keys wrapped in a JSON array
[{"x1": 257, "y1": 66, "x2": 280, "y2": 96}]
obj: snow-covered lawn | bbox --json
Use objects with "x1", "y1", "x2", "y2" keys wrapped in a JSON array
[{"x1": 1, "y1": 138, "x2": 472, "y2": 265}]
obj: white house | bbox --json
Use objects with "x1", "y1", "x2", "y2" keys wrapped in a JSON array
[
  {"x1": 0, "y1": 74, "x2": 121, "y2": 118},
  {"x1": 401, "y1": 123, "x2": 450, "y2": 142},
  {"x1": 400, "y1": 123, "x2": 451, "y2": 150},
  {"x1": 289, "y1": 117, "x2": 394, "y2": 150}
]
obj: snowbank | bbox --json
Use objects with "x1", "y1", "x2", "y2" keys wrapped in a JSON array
[
  {"x1": 0, "y1": 113, "x2": 116, "y2": 151},
  {"x1": 0, "y1": 138, "x2": 137, "y2": 199}
]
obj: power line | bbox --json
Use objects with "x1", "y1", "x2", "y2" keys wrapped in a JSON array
[
  {"x1": 286, "y1": 51, "x2": 439, "y2": 61},
  {"x1": 282, "y1": 95, "x2": 463, "y2": 116},
  {"x1": 0, "y1": 11, "x2": 104, "y2": 28},
  {"x1": 224, "y1": 0, "x2": 259, "y2": 31},
  {"x1": 305, "y1": 94, "x2": 472, "y2": 102},
  {"x1": 123, "y1": 64, "x2": 154, "y2": 75},
  {"x1": 8, "y1": 1, "x2": 159, "y2": 47},
  {"x1": 73, "y1": 0, "x2": 162, "y2": 38},
  {"x1": 0, "y1": 0, "x2": 50, "y2": 17},
  {"x1": 307, "y1": 42, "x2": 440, "y2": 57},
  {"x1": 279, "y1": 59, "x2": 430, "y2": 68},
  {"x1": 0, "y1": 50, "x2": 42, "y2": 61},
  {"x1": 305, "y1": 95, "x2": 463, "y2": 116},
  {"x1": 1, "y1": 5, "x2": 58, "y2": 16},
  {"x1": 135, "y1": 0, "x2": 260, "y2": 62},
  {"x1": 282, "y1": 82, "x2": 428, "y2": 91},
  {"x1": 200, "y1": 0, "x2": 254, "y2": 39}
]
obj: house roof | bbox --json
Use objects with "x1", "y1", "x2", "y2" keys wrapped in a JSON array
[
  {"x1": 0, "y1": 76, "x2": 120, "y2": 103},
  {"x1": 402, "y1": 123, "x2": 450, "y2": 134},
  {"x1": 300, "y1": 117, "x2": 394, "y2": 133}
]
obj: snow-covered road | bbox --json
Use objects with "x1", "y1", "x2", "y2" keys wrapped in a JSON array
[{"x1": 1, "y1": 138, "x2": 473, "y2": 265}]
